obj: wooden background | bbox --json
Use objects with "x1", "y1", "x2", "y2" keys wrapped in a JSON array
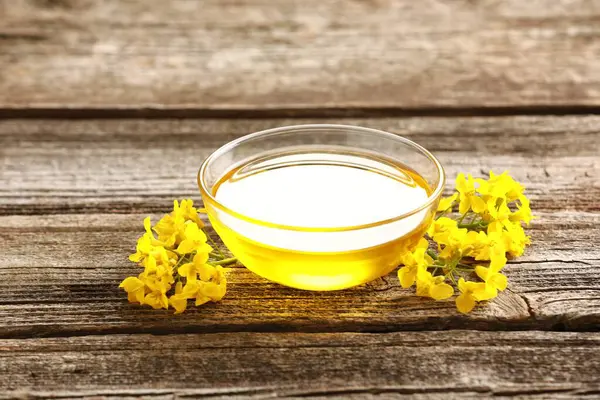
[{"x1": 1, "y1": 0, "x2": 599, "y2": 398}]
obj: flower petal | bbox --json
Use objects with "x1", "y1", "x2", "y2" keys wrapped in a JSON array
[
  {"x1": 176, "y1": 239, "x2": 196, "y2": 254},
  {"x1": 193, "y1": 251, "x2": 210, "y2": 265},
  {"x1": 458, "y1": 198, "x2": 470, "y2": 215},
  {"x1": 143, "y1": 216, "x2": 152, "y2": 234},
  {"x1": 430, "y1": 283, "x2": 454, "y2": 300},
  {"x1": 119, "y1": 277, "x2": 145, "y2": 292},
  {"x1": 470, "y1": 196, "x2": 487, "y2": 214},
  {"x1": 177, "y1": 262, "x2": 195, "y2": 279},
  {"x1": 398, "y1": 267, "x2": 416, "y2": 288},
  {"x1": 195, "y1": 295, "x2": 211, "y2": 306},
  {"x1": 169, "y1": 294, "x2": 188, "y2": 314},
  {"x1": 491, "y1": 273, "x2": 508, "y2": 291},
  {"x1": 456, "y1": 173, "x2": 467, "y2": 192},
  {"x1": 456, "y1": 293, "x2": 476, "y2": 314},
  {"x1": 437, "y1": 193, "x2": 458, "y2": 212},
  {"x1": 475, "y1": 265, "x2": 490, "y2": 281},
  {"x1": 197, "y1": 264, "x2": 216, "y2": 281}
]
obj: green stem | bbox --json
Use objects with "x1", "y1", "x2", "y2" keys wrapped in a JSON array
[
  {"x1": 211, "y1": 257, "x2": 237, "y2": 266},
  {"x1": 427, "y1": 249, "x2": 438, "y2": 260},
  {"x1": 436, "y1": 210, "x2": 449, "y2": 220},
  {"x1": 206, "y1": 232, "x2": 226, "y2": 259},
  {"x1": 446, "y1": 271, "x2": 457, "y2": 284},
  {"x1": 458, "y1": 221, "x2": 488, "y2": 229},
  {"x1": 457, "y1": 212, "x2": 469, "y2": 224},
  {"x1": 173, "y1": 254, "x2": 189, "y2": 269}
]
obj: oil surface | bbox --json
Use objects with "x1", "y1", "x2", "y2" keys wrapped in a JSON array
[{"x1": 208, "y1": 151, "x2": 433, "y2": 290}]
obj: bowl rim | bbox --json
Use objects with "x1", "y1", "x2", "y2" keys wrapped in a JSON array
[{"x1": 198, "y1": 124, "x2": 446, "y2": 232}]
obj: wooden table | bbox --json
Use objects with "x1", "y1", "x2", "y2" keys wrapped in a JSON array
[{"x1": 1, "y1": 1, "x2": 599, "y2": 398}]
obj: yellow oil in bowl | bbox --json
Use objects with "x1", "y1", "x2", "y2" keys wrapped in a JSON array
[{"x1": 201, "y1": 146, "x2": 441, "y2": 290}]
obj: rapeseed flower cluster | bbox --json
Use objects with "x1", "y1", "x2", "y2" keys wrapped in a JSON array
[
  {"x1": 398, "y1": 171, "x2": 533, "y2": 313},
  {"x1": 120, "y1": 200, "x2": 234, "y2": 313}
]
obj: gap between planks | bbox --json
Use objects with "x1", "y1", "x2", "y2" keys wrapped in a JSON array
[{"x1": 1, "y1": 105, "x2": 600, "y2": 120}]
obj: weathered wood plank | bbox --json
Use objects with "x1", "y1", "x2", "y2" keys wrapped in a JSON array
[
  {"x1": 1, "y1": 0, "x2": 600, "y2": 109},
  {"x1": 0, "y1": 116, "x2": 597, "y2": 336},
  {"x1": 0, "y1": 211, "x2": 598, "y2": 337},
  {"x1": 1, "y1": 331, "x2": 599, "y2": 398},
  {"x1": 0, "y1": 116, "x2": 598, "y2": 214}
]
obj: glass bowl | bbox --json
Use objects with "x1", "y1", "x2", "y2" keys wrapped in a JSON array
[{"x1": 198, "y1": 124, "x2": 445, "y2": 291}]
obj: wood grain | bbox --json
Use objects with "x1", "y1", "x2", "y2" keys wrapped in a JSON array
[
  {"x1": 0, "y1": 211, "x2": 598, "y2": 338},
  {"x1": 1, "y1": 0, "x2": 600, "y2": 109},
  {"x1": 0, "y1": 116, "x2": 598, "y2": 214},
  {"x1": 0, "y1": 116, "x2": 598, "y2": 337},
  {"x1": 2, "y1": 1, "x2": 599, "y2": 395},
  {"x1": 1, "y1": 331, "x2": 600, "y2": 398}
]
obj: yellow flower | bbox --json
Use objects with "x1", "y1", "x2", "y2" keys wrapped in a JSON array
[
  {"x1": 494, "y1": 171, "x2": 524, "y2": 202},
  {"x1": 129, "y1": 217, "x2": 169, "y2": 263},
  {"x1": 509, "y1": 195, "x2": 533, "y2": 225},
  {"x1": 486, "y1": 201, "x2": 512, "y2": 233},
  {"x1": 460, "y1": 230, "x2": 488, "y2": 257},
  {"x1": 437, "y1": 193, "x2": 458, "y2": 212},
  {"x1": 143, "y1": 272, "x2": 172, "y2": 293},
  {"x1": 475, "y1": 264, "x2": 508, "y2": 295},
  {"x1": 139, "y1": 272, "x2": 172, "y2": 310},
  {"x1": 169, "y1": 282, "x2": 189, "y2": 314},
  {"x1": 121, "y1": 200, "x2": 231, "y2": 313},
  {"x1": 415, "y1": 269, "x2": 454, "y2": 300},
  {"x1": 181, "y1": 266, "x2": 227, "y2": 306},
  {"x1": 153, "y1": 214, "x2": 185, "y2": 248},
  {"x1": 141, "y1": 255, "x2": 175, "y2": 283},
  {"x1": 176, "y1": 222, "x2": 213, "y2": 255},
  {"x1": 137, "y1": 260, "x2": 173, "y2": 308},
  {"x1": 398, "y1": 238, "x2": 432, "y2": 288},
  {"x1": 438, "y1": 227, "x2": 468, "y2": 260},
  {"x1": 397, "y1": 172, "x2": 530, "y2": 313},
  {"x1": 201, "y1": 266, "x2": 227, "y2": 302},
  {"x1": 153, "y1": 199, "x2": 205, "y2": 248},
  {"x1": 180, "y1": 281, "x2": 203, "y2": 305},
  {"x1": 490, "y1": 251, "x2": 507, "y2": 272},
  {"x1": 502, "y1": 222, "x2": 531, "y2": 258},
  {"x1": 456, "y1": 173, "x2": 486, "y2": 214},
  {"x1": 173, "y1": 199, "x2": 204, "y2": 227},
  {"x1": 476, "y1": 180, "x2": 506, "y2": 200},
  {"x1": 178, "y1": 252, "x2": 215, "y2": 281},
  {"x1": 456, "y1": 278, "x2": 497, "y2": 314},
  {"x1": 473, "y1": 230, "x2": 506, "y2": 265},
  {"x1": 197, "y1": 282, "x2": 226, "y2": 304},
  {"x1": 144, "y1": 291, "x2": 169, "y2": 310},
  {"x1": 129, "y1": 234, "x2": 152, "y2": 263},
  {"x1": 427, "y1": 217, "x2": 459, "y2": 245},
  {"x1": 477, "y1": 171, "x2": 524, "y2": 202},
  {"x1": 119, "y1": 276, "x2": 146, "y2": 304}
]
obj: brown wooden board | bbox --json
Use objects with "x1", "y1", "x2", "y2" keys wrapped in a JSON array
[
  {"x1": 1, "y1": 331, "x2": 600, "y2": 398},
  {"x1": 0, "y1": 117, "x2": 598, "y2": 337},
  {"x1": 1, "y1": 0, "x2": 600, "y2": 110},
  {"x1": 1, "y1": 116, "x2": 598, "y2": 214}
]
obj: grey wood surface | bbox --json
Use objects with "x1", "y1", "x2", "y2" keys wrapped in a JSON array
[
  {"x1": 1, "y1": 0, "x2": 600, "y2": 398},
  {"x1": 1, "y1": 331, "x2": 600, "y2": 399},
  {"x1": 1, "y1": 116, "x2": 599, "y2": 397},
  {"x1": 1, "y1": 0, "x2": 600, "y2": 110},
  {"x1": 0, "y1": 117, "x2": 599, "y2": 341}
]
